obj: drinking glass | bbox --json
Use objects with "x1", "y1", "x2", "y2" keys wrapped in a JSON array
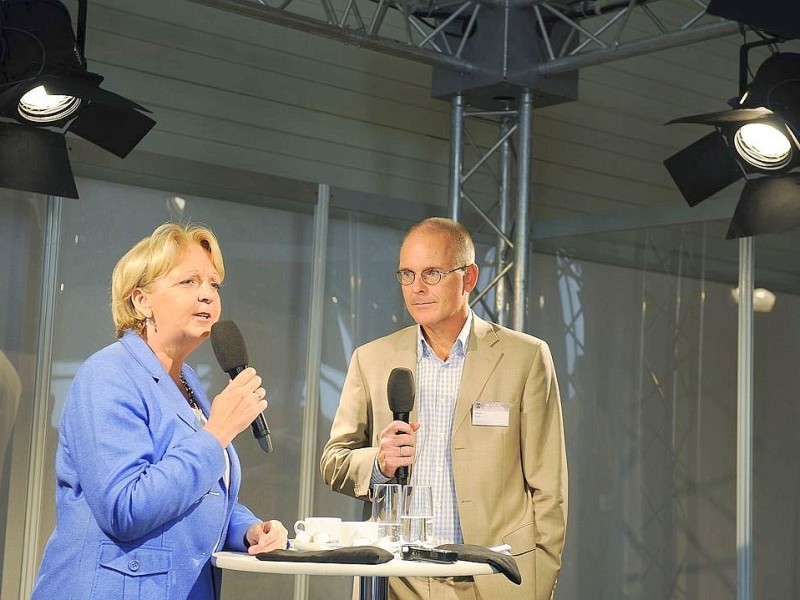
[
  {"x1": 400, "y1": 485, "x2": 434, "y2": 547},
  {"x1": 370, "y1": 483, "x2": 402, "y2": 548}
]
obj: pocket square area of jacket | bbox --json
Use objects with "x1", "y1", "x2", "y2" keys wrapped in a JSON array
[
  {"x1": 256, "y1": 546, "x2": 394, "y2": 564},
  {"x1": 436, "y1": 544, "x2": 522, "y2": 585}
]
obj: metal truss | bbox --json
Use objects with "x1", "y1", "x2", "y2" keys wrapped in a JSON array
[
  {"x1": 453, "y1": 93, "x2": 532, "y2": 330},
  {"x1": 532, "y1": 0, "x2": 740, "y2": 75},
  {"x1": 191, "y1": 0, "x2": 740, "y2": 75}
]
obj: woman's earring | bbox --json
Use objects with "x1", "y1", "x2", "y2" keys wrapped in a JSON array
[{"x1": 145, "y1": 315, "x2": 157, "y2": 333}]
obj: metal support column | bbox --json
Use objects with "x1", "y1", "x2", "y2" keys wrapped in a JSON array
[
  {"x1": 736, "y1": 236, "x2": 754, "y2": 600},
  {"x1": 448, "y1": 94, "x2": 465, "y2": 222},
  {"x1": 20, "y1": 196, "x2": 62, "y2": 600},
  {"x1": 495, "y1": 115, "x2": 513, "y2": 327},
  {"x1": 294, "y1": 183, "x2": 330, "y2": 600},
  {"x1": 513, "y1": 90, "x2": 533, "y2": 332}
]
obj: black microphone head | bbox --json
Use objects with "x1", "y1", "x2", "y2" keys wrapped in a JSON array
[
  {"x1": 210, "y1": 320, "x2": 249, "y2": 372},
  {"x1": 387, "y1": 367, "x2": 415, "y2": 414}
]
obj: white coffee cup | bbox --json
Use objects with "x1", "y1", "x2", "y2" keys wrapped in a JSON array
[
  {"x1": 294, "y1": 517, "x2": 342, "y2": 544},
  {"x1": 340, "y1": 521, "x2": 379, "y2": 546}
]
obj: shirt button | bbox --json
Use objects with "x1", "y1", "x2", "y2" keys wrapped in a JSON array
[{"x1": 128, "y1": 560, "x2": 140, "y2": 572}]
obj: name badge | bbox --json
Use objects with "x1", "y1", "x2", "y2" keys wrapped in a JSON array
[{"x1": 472, "y1": 402, "x2": 510, "y2": 427}]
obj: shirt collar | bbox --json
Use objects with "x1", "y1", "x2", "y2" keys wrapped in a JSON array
[{"x1": 417, "y1": 311, "x2": 474, "y2": 361}]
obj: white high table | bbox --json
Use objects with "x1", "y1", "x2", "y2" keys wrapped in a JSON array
[{"x1": 213, "y1": 550, "x2": 497, "y2": 600}]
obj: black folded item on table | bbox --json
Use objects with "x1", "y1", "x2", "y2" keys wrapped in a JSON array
[
  {"x1": 256, "y1": 546, "x2": 394, "y2": 564},
  {"x1": 436, "y1": 544, "x2": 522, "y2": 585}
]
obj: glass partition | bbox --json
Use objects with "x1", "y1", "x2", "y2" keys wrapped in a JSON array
[
  {"x1": 0, "y1": 190, "x2": 47, "y2": 600},
  {"x1": 752, "y1": 231, "x2": 800, "y2": 600},
  {"x1": 10, "y1": 172, "x2": 800, "y2": 600},
  {"x1": 310, "y1": 210, "x2": 751, "y2": 598},
  {"x1": 530, "y1": 221, "x2": 741, "y2": 599}
]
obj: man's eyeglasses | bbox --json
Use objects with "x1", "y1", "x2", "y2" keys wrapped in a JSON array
[{"x1": 395, "y1": 265, "x2": 470, "y2": 286}]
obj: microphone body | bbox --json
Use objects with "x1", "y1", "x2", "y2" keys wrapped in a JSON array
[
  {"x1": 224, "y1": 365, "x2": 273, "y2": 454},
  {"x1": 387, "y1": 367, "x2": 416, "y2": 486},
  {"x1": 211, "y1": 320, "x2": 273, "y2": 453}
]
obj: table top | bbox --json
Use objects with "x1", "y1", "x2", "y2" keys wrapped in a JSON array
[{"x1": 212, "y1": 551, "x2": 497, "y2": 578}]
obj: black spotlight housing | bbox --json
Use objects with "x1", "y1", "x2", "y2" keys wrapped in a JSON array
[
  {"x1": 665, "y1": 52, "x2": 800, "y2": 239},
  {"x1": 727, "y1": 174, "x2": 800, "y2": 239},
  {"x1": 0, "y1": 121, "x2": 77, "y2": 197},
  {"x1": 0, "y1": 0, "x2": 156, "y2": 198},
  {"x1": 707, "y1": 0, "x2": 800, "y2": 42}
]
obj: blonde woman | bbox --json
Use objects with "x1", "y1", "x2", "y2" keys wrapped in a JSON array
[{"x1": 33, "y1": 222, "x2": 287, "y2": 600}]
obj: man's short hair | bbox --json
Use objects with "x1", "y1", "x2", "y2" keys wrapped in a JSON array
[{"x1": 404, "y1": 217, "x2": 475, "y2": 266}]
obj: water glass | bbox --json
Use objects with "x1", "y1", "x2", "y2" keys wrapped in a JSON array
[
  {"x1": 400, "y1": 485, "x2": 434, "y2": 547},
  {"x1": 370, "y1": 483, "x2": 402, "y2": 547}
]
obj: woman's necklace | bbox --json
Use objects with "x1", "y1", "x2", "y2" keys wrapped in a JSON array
[{"x1": 178, "y1": 373, "x2": 199, "y2": 409}]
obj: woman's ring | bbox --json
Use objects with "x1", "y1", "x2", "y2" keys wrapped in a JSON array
[{"x1": 399, "y1": 446, "x2": 405, "y2": 457}]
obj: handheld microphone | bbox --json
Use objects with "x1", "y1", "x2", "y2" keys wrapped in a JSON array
[
  {"x1": 387, "y1": 367, "x2": 415, "y2": 485},
  {"x1": 210, "y1": 320, "x2": 273, "y2": 453}
]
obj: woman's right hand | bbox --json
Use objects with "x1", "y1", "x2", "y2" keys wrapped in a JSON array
[{"x1": 204, "y1": 367, "x2": 268, "y2": 447}]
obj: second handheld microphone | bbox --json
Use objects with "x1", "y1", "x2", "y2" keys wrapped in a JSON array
[{"x1": 387, "y1": 367, "x2": 416, "y2": 485}]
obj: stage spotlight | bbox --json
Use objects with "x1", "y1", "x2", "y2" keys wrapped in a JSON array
[
  {"x1": 0, "y1": 0, "x2": 156, "y2": 198},
  {"x1": 664, "y1": 52, "x2": 800, "y2": 239}
]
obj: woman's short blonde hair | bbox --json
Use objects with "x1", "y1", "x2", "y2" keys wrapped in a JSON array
[{"x1": 111, "y1": 222, "x2": 224, "y2": 338}]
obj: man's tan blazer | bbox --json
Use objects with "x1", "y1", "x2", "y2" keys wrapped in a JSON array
[{"x1": 321, "y1": 315, "x2": 568, "y2": 600}]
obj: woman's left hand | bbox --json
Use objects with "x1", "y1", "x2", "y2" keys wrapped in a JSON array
[{"x1": 246, "y1": 520, "x2": 289, "y2": 555}]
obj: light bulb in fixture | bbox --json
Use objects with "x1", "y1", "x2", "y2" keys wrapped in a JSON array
[
  {"x1": 18, "y1": 85, "x2": 81, "y2": 123},
  {"x1": 733, "y1": 122, "x2": 793, "y2": 170}
]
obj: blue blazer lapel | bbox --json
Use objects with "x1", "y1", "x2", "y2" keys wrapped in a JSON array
[
  {"x1": 120, "y1": 332, "x2": 201, "y2": 431},
  {"x1": 166, "y1": 378, "x2": 202, "y2": 432}
]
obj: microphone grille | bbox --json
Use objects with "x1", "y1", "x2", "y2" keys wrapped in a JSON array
[
  {"x1": 387, "y1": 367, "x2": 415, "y2": 413},
  {"x1": 210, "y1": 320, "x2": 249, "y2": 371}
]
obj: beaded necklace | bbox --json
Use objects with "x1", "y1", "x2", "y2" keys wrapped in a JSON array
[{"x1": 179, "y1": 373, "x2": 199, "y2": 409}]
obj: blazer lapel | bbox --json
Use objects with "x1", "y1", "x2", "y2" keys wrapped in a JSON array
[
  {"x1": 167, "y1": 379, "x2": 201, "y2": 432},
  {"x1": 453, "y1": 316, "x2": 501, "y2": 432},
  {"x1": 383, "y1": 326, "x2": 419, "y2": 422},
  {"x1": 120, "y1": 331, "x2": 200, "y2": 431}
]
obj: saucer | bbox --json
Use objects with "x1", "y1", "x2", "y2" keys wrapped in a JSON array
[{"x1": 289, "y1": 538, "x2": 343, "y2": 552}]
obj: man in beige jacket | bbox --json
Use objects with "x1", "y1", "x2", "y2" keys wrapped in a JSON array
[{"x1": 320, "y1": 217, "x2": 567, "y2": 600}]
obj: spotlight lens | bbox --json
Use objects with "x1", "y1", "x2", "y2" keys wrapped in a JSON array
[
  {"x1": 18, "y1": 85, "x2": 81, "y2": 123},
  {"x1": 734, "y1": 123, "x2": 793, "y2": 170}
]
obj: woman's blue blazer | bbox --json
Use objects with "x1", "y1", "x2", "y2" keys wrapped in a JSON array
[{"x1": 32, "y1": 331, "x2": 260, "y2": 599}]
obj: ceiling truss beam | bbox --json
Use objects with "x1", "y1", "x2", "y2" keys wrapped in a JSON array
[{"x1": 190, "y1": 0, "x2": 741, "y2": 74}]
